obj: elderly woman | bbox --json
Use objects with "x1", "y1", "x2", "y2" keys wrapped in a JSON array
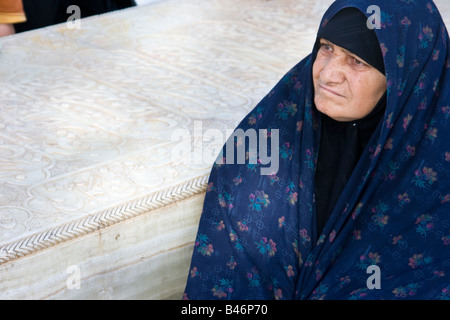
[{"x1": 184, "y1": 0, "x2": 450, "y2": 300}]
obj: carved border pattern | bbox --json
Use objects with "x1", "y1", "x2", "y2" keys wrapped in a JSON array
[{"x1": 0, "y1": 174, "x2": 209, "y2": 265}]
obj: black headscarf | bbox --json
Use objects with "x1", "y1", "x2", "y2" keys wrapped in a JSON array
[
  {"x1": 314, "y1": 8, "x2": 387, "y2": 233},
  {"x1": 317, "y1": 7, "x2": 385, "y2": 74}
]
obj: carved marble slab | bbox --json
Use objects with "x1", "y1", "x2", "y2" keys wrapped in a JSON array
[{"x1": 0, "y1": 0, "x2": 448, "y2": 299}]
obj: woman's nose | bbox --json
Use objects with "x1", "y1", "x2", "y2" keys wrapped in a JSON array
[{"x1": 320, "y1": 56, "x2": 346, "y2": 84}]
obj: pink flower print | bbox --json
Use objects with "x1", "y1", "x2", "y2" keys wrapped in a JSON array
[
  {"x1": 294, "y1": 80, "x2": 303, "y2": 92},
  {"x1": 276, "y1": 100, "x2": 298, "y2": 120},
  {"x1": 248, "y1": 111, "x2": 262, "y2": 125},
  {"x1": 216, "y1": 220, "x2": 225, "y2": 231},
  {"x1": 312, "y1": 283, "x2": 329, "y2": 300},
  {"x1": 401, "y1": 16, "x2": 411, "y2": 26},
  {"x1": 339, "y1": 276, "x2": 351, "y2": 288},
  {"x1": 267, "y1": 173, "x2": 279, "y2": 186},
  {"x1": 329, "y1": 230, "x2": 336, "y2": 243},
  {"x1": 423, "y1": 167, "x2": 437, "y2": 183},
  {"x1": 397, "y1": 80, "x2": 407, "y2": 96},
  {"x1": 299, "y1": 228, "x2": 311, "y2": 245},
  {"x1": 304, "y1": 148, "x2": 315, "y2": 170},
  {"x1": 273, "y1": 288, "x2": 283, "y2": 300},
  {"x1": 446, "y1": 152, "x2": 450, "y2": 162},
  {"x1": 227, "y1": 257, "x2": 237, "y2": 270},
  {"x1": 205, "y1": 244, "x2": 214, "y2": 255},
  {"x1": 248, "y1": 190, "x2": 270, "y2": 212},
  {"x1": 293, "y1": 239, "x2": 303, "y2": 265},
  {"x1": 423, "y1": 25, "x2": 434, "y2": 38},
  {"x1": 384, "y1": 138, "x2": 394, "y2": 150},
  {"x1": 406, "y1": 145, "x2": 416, "y2": 158},
  {"x1": 397, "y1": 45, "x2": 405, "y2": 68},
  {"x1": 212, "y1": 279, "x2": 233, "y2": 299},
  {"x1": 432, "y1": 49, "x2": 440, "y2": 61},
  {"x1": 351, "y1": 202, "x2": 363, "y2": 219},
  {"x1": 441, "y1": 286, "x2": 450, "y2": 298},
  {"x1": 419, "y1": 26, "x2": 434, "y2": 49},
  {"x1": 426, "y1": 127, "x2": 438, "y2": 141},
  {"x1": 403, "y1": 114, "x2": 413, "y2": 131},
  {"x1": 408, "y1": 253, "x2": 433, "y2": 269},
  {"x1": 441, "y1": 106, "x2": 450, "y2": 119},
  {"x1": 380, "y1": 43, "x2": 388, "y2": 57},
  {"x1": 206, "y1": 182, "x2": 215, "y2": 192},
  {"x1": 413, "y1": 166, "x2": 437, "y2": 188},
  {"x1": 380, "y1": 11, "x2": 393, "y2": 28},
  {"x1": 414, "y1": 77, "x2": 426, "y2": 95},
  {"x1": 247, "y1": 269, "x2": 261, "y2": 288},
  {"x1": 255, "y1": 237, "x2": 277, "y2": 257},
  {"x1": 383, "y1": 161, "x2": 399, "y2": 181},
  {"x1": 190, "y1": 267, "x2": 200, "y2": 278},
  {"x1": 371, "y1": 202, "x2": 390, "y2": 227},
  {"x1": 393, "y1": 283, "x2": 422, "y2": 298},
  {"x1": 408, "y1": 254, "x2": 422, "y2": 269},
  {"x1": 419, "y1": 97, "x2": 427, "y2": 110},
  {"x1": 233, "y1": 175, "x2": 243, "y2": 186},
  {"x1": 196, "y1": 234, "x2": 214, "y2": 256},
  {"x1": 278, "y1": 216, "x2": 286, "y2": 228},
  {"x1": 353, "y1": 230, "x2": 362, "y2": 240},
  {"x1": 398, "y1": 193, "x2": 411, "y2": 207},
  {"x1": 393, "y1": 235, "x2": 403, "y2": 245},
  {"x1": 385, "y1": 112, "x2": 394, "y2": 128},
  {"x1": 230, "y1": 233, "x2": 244, "y2": 252},
  {"x1": 441, "y1": 194, "x2": 450, "y2": 204},
  {"x1": 315, "y1": 269, "x2": 323, "y2": 281},
  {"x1": 415, "y1": 214, "x2": 432, "y2": 225},
  {"x1": 288, "y1": 192, "x2": 298, "y2": 205},
  {"x1": 280, "y1": 142, "x2": 292, "y2": 160},
  {"x1": 368, "y1": 252, "x2": 381, "y2": 265},
  {"x1": 433, "y1": 270, "x2": 445, "y2": 278},
  {"x1": 219, "y1": 192, "x2": 233, "y2": 209},
  {"x1": 415, "y1": 214, "x2": 434, "y2": 237},
  {"x1": 433, "y1": 79, "x2": 440, "y2": 93},
  {"x1": 285, "y1": 265, "x2": 295, "y2": 277},
  {"x1": 237, "y1": 221, "x2": 248, "y2": 232}
]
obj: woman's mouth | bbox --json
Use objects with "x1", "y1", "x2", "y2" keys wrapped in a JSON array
[{"x1": 319, "y1": 85, "x2": 345, "y2": 97}]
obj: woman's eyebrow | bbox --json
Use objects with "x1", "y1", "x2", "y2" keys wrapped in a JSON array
[{"x1": 320, "y1": 38, "x2": 369, "y2": 64}]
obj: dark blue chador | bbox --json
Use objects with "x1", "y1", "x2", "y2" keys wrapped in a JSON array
[{"x1": 184, "y1": 0, "x2": 450, "y2": 300}]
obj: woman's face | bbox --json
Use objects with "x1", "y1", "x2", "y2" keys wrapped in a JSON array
[{"x1": 313, "y1": 38, "x2": 387, "y2": 122}]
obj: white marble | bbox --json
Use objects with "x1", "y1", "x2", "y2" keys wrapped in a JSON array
[{"x1": 0, "y1": 0, "x2": 448, "y2": 299}]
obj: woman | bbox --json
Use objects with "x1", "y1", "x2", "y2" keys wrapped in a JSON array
[
  {"x1": 184, "y1": 0, "x2": 450, "y2": 300},
  {"x1": 0, "y1": 0, "x2": 26, "y2": 37}
]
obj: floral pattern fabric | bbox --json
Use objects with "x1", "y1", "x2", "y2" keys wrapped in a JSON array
[{"x1": 184, "y1": 0, "x2": 450, "y2": 300}]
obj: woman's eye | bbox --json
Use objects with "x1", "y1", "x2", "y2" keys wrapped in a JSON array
[
  {"x1": 351, "y1": 57, "x2": 366, "y2": 67},
  {"x1": 320, "y1": 43, "x2": 333, "y2": 52}
]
